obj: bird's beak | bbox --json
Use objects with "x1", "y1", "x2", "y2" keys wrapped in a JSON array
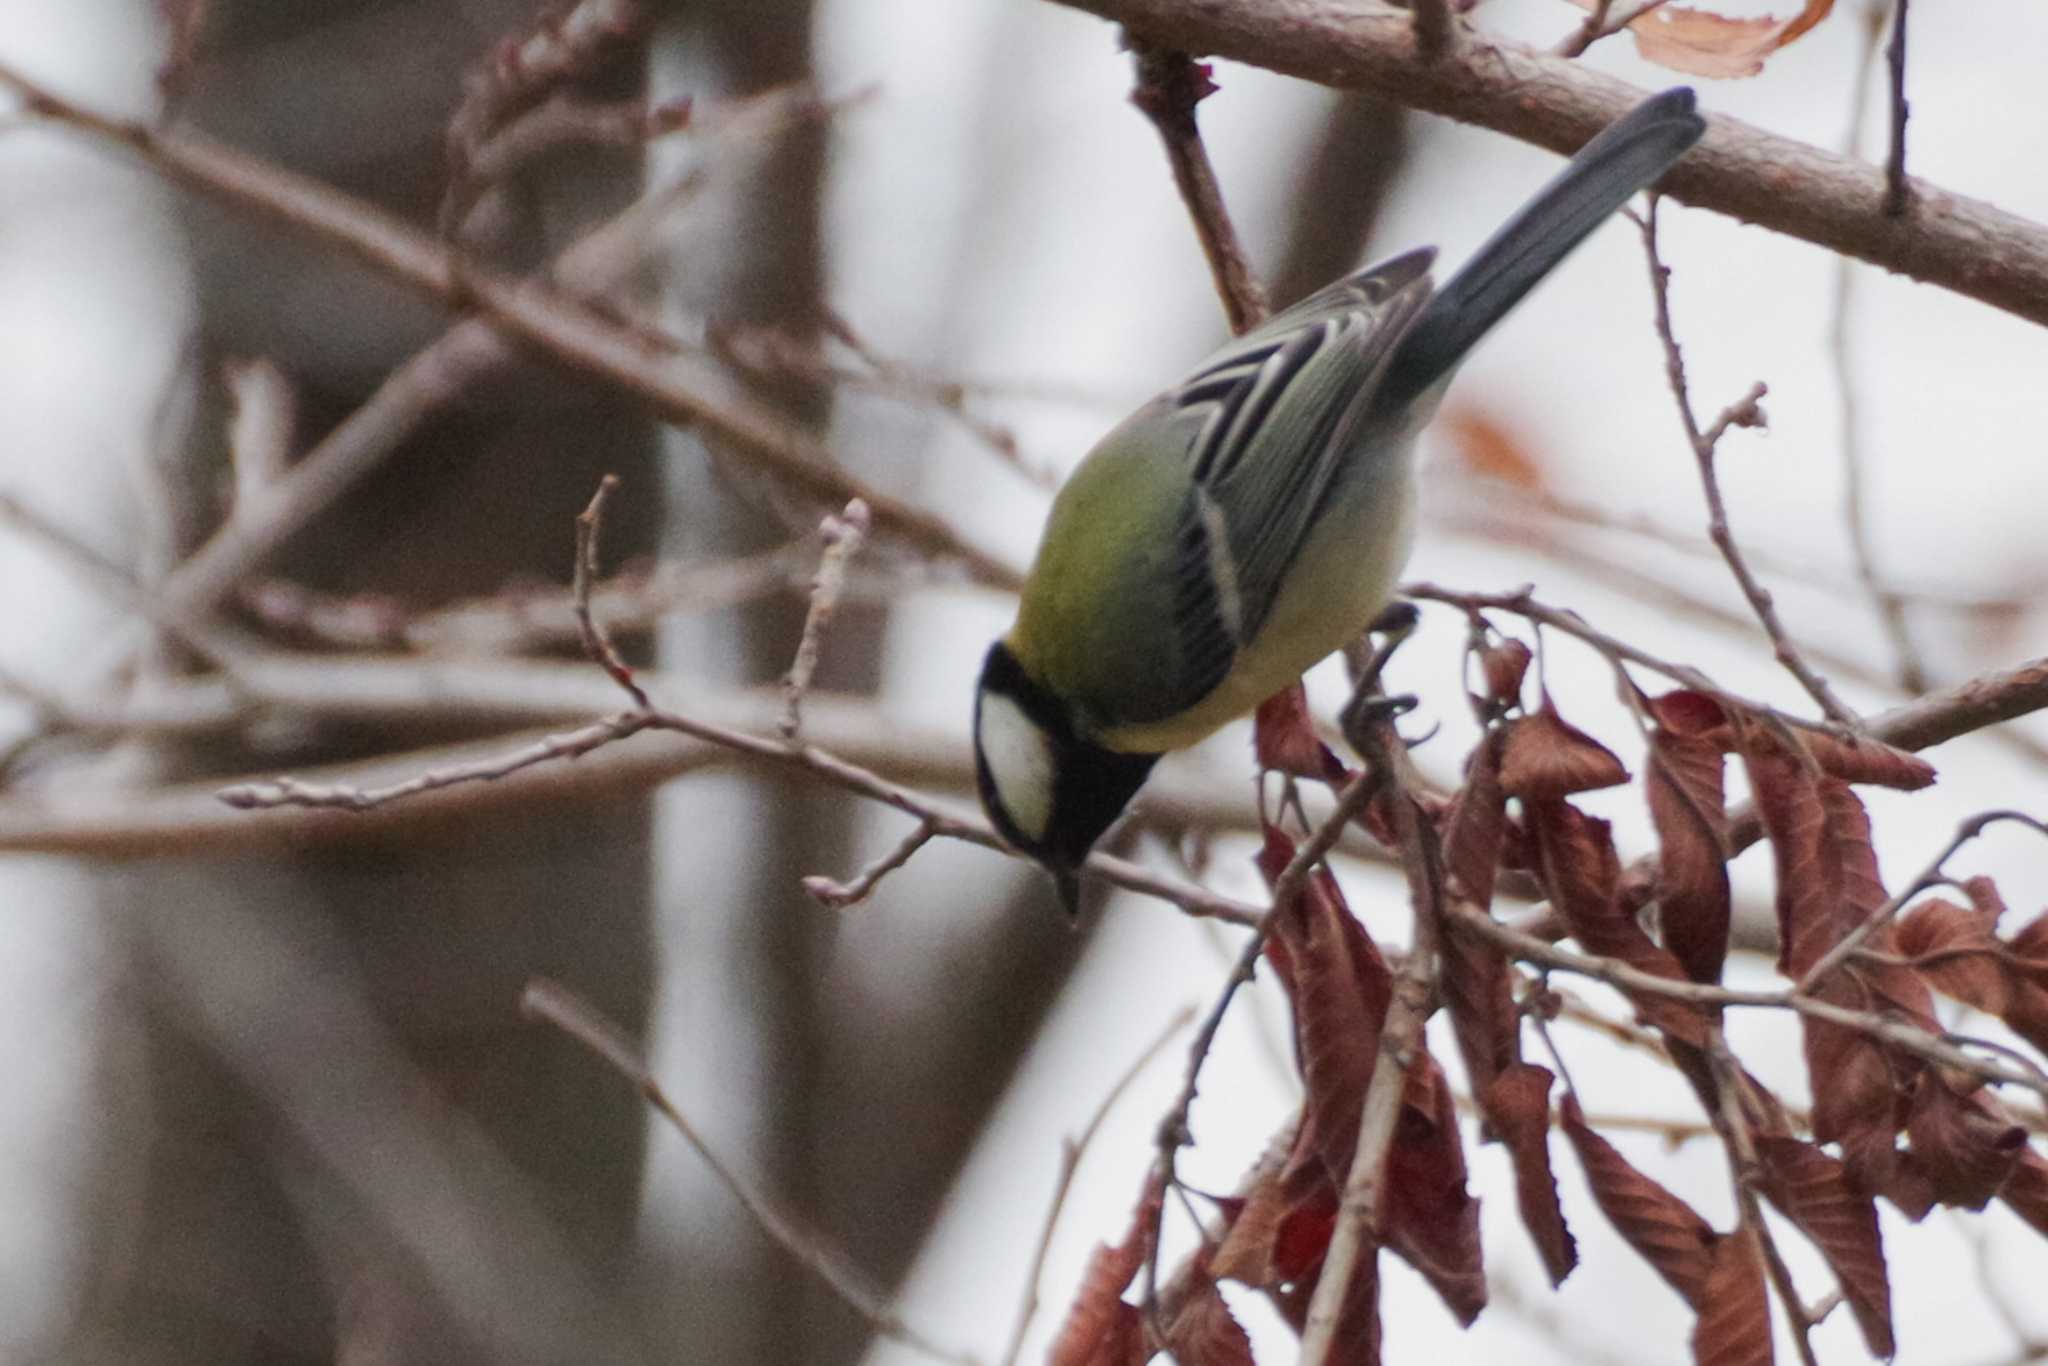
[{"x1": 1052, "y1": 864, "x2": 1082, "y2": 919}]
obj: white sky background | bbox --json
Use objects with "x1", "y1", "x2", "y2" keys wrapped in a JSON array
[{"x1": 5, "y1": 0, "x2": 2048, "y2": 1362}]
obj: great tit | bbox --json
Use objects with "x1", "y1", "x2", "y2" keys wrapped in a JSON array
[{"x1": 974, "y1": 88, "x2": 1706, "y2": 912}]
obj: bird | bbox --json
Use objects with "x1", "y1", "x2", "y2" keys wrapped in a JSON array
[{"x1": 973, "y1": 87, "x2": 1706, "y2": 914}]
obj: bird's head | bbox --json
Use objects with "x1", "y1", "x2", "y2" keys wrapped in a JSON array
[{"x1": 973, "y1": 640, "x2": 1159, "y2": 915}]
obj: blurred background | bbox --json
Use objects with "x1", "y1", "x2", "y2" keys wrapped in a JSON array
[{"x1": 2, "y1": 0, "x2": 2047, "y2": 1361}]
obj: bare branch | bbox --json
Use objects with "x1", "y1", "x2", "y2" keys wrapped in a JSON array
[
  {"x1": 236, "y1": 542, "x2": 825, "y2": 654},
  {"x1": 1450, "y1": 903, "x2": 2048, "y2": 1102},
  {"x1": 1637, "y1": 199, "x2": 1857, "y2": 727},
  {"x1": 573, "y1": 475, "x2": 651, "y2": 710},
  {"x1": 1127, "y1": 42, "x2": 1269, "y2": 333},
  {"x1": 782, "y1": 499, "x2": 870, "y2": 741},
  {"x1": 1035, "y1": 0, "x2": 2048, "y2": 329},
  {"x1": 223, "y1": 356, "x2": 296, "y2": 508},
  {"x1": 0, "y1": 490, "x2": 246, "y2": 672},
  {"x1": 801, "y1": 817, "x2": 936, "y2": 910},
  {"x1": 1883, "y1": 0, "x2": 1911, "y2": 218},
  {"x1": 522, "y1": 978, "x2": 978, "y2": 1366},
  {"x1": 1832, "y1": 3, "x2": 1925, "y2": 693},
  {"x1": 1408, "y1": 0, "x2": 1455, "y2": 61}
]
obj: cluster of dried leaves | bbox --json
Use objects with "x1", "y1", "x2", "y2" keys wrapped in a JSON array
[{"x1": 1051, "y1": 637, "x2": 2048, "y2": 1365}]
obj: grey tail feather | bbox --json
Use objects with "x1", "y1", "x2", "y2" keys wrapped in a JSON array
[{"x1": 1380, "y1": 87, "x2": 1704, "y2": 406}]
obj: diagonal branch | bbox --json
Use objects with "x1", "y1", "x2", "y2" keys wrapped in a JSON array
[
  {"x1": 1128, "y1": 43, "x2": 1269, "y2": 333},
  {"x1": 1636, "y1": 200, "x2": 1857, "y2": 727},
  {"x1": 1036, "y1": 0, "x2": 2048, "y2": 331}
]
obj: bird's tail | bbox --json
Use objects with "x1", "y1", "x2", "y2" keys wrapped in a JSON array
[{"x1": 1380, "y1": 87, "x2": 1705, "y2": 406}]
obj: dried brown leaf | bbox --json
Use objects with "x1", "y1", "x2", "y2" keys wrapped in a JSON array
[
  {"x1": 1528, "y1": 798, "x2": 1706, "y2": 1046},
  {"x1": 1212, "y1": 1147, "x2": 1336, "y2": 1289},
  {"x1": 1646, "y1": 689, "x2": 1730, "y2": 740},
  {"x1": 1443, "y1": 732, "x2": 1509, "y2": 911},
  {"x1": 1499, "y1": 705, "x2": 1629, "y2": 799},
  {"x1": 1579, "y1": 0, "x2": 1835, "y2": 79},
  {"x1": 1480, "y1": 638, "x2": 1533, "y2": 709},
  {"x1": 1690, "y1": 1228, "x2": 1774, "y2": 1366},
  {"x1": 1799, "y1": 977, "x2": 1919, "y2": 1213},
  {"x1": 1904, "y1": 1080, "x2": 2027, "y2": 1211},
  {"x1": 1484, "y1": 1063, "x2": 1578, "y2": 1286},
  {"x1": 1049, "y1": 1175, "x2": 1163, "y2": 1366},
  {"x1": 1561, "y1": 1094, "x2": 1718, "y2": 1303},
  {"x1": 1383, "y1": 1058, "x2": 1488, "y2": 1325},
  {"x1": 1646, "y1": 709, "x2": 1731, "y2": 984},
  {"x1": 1755, "y1": 1136, "x2": 1893, "y2": 1356},
  {"x1": 1894, "y1": 896, "x2": 2009, "y2": 1014},
  {"x1": 1441, "y1": 735, "x2": 1519, "y2": 1095},
  {"x1": 1796, "y1": 729, "x2": 1936, "y2": 791},
  {"x1": 1258, "y1": 825, "x2": 1391, "y2": 1184},
  {"x1": 1162, "y1": 1273, "x2": 1256, "y2": 1366},
  {"x1": 1255, "y1": 683, "x2": 1348, "y2": 783},
  {"x1": 2003, "y1": 909, "x2": 2048, "y2": 1056},
  {"x1": 1741, "y1": 736, "x2": 1879, "y2": 978},
  {"x1": 1998, "y1": 1147, "x2": 2048, "y2": 1238}
]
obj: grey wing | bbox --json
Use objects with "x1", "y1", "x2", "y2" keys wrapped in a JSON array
[{"x1": 1161, "y1": 248, "x2": 1436, "y2": 692}]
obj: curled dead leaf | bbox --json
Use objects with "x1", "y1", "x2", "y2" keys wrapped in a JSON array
[
  {"x1": 1573, "y1": 0, "x2": 1836, "y2": 80},
  {"x1": 1499, "y1": 704, "x2": 1629, "y2": 799},
  {"x1": 1484, "y1": 1063, "x2": 1578, "y2": 1286}
]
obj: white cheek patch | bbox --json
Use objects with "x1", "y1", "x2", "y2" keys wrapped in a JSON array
[{"x1": 977, "y1": 692, "x2": 1056, "y2": 844}]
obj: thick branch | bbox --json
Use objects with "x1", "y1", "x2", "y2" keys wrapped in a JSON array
[{"x1": 1038, "y1": 0, "x2": 2048, "y2": 330}]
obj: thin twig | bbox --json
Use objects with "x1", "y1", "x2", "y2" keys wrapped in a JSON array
[
  {"x1": 216, "y1": 712, "x2": 655, "y2": 812},
  {"x1": 223, "y1": 356, "x2": 297, "y2": 508},
  {"x1": 713, "y1": 311, "x2": 1059, "y2": 489},
  {"x1": 1553, "y1": 0, "x2": 1616, "y2": 57},
  {"x1": 782, "y1": 499, "x2": 870, "y2": 741},
  {"x1": 0, "y1": 491, "x2": 246, "y2": 673},
  {"x1": 1403, "y1": 581, "x2": 1861, "y2": 746},
  {"x1": 1831, "y1": 2, "x2": 1925, "y2": 693},
  {"x1": 1408, "y1": 0, "x2": 1455, "y2": 60},
  {"x1": 1127, "y1": 43, "x2": 1268, "y2": 334},
  {"x1": 573, "y1": 475, "x2": 650, "y2": 709},
  {"x1": 214, "y1": 683, "x2": 1262, "y2": 926},
  {"x1": 801, "y1": 817, "x2": 936, "y2": 909},
  {"x1": 1554, "y1": 0, "x2": 1676, "y2": 56},
  {"x1": 237, "y1": 542, "x2": 828, "y2": 654},
  {"x1": 1704, "y1": 1029, "x2": 1821, "y2": 1366},
  {"x1": 1882, "y1": 0, "x2": 1911, "y2": 218},
  {"x1": 521, "y1": 978, "x2": 979, "y2": 1366},
  {"x1": 1449, "y1": 903, "x2": 2048, "y2": 1102},
  {"x1": 1002, "y1": 1005, "x2": 1195, "y2": 1366},
  {"x1": 1637, "y1": 199, "x2": 1858, "y2": 727},
  {"x1": 439, "y1": 0, "x2": 656, "y2": 240}
]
